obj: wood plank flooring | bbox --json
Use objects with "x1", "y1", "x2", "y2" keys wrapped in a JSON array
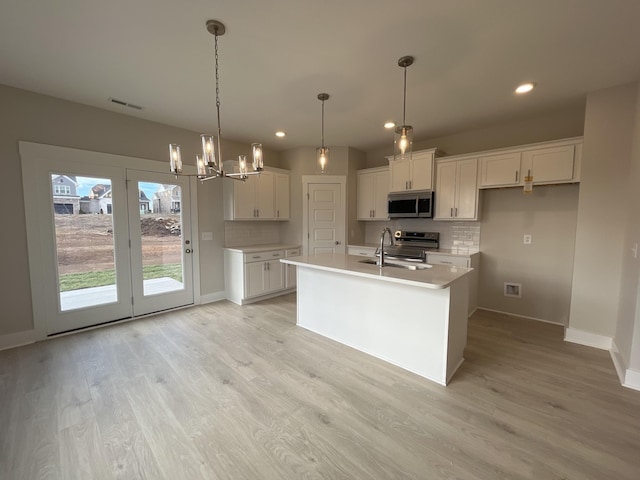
[{"x1": 1, "y1": 294, "x2": 639, "y2": 479}]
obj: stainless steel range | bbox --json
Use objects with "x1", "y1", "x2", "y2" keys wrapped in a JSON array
[{"x1": 376, "y1": 230, "x2": 439, "y2": 262}]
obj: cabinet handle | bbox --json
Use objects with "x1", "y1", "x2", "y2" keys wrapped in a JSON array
[
  {"x1": 455, "y1": 207, "x2": 458, "y2": 217},
  {"x1": 277, "y1": 210, "x2": 279, "y2": 218},
  {"x1": 409, "y1": 180, "x2": 412, "y2": 189},
  {"x1": 450, "y1": 207, "x2": 453, "y2": 217},
  {"x1": 515, "y1": 171, "x2": 519, "y2": 183},
  {"x1": 257, "y1": 209, "x2": 259, "y2": 218},
  {"x1": 405, "y1": 181, "x2": 408, "y2": 190},
  {"x1": 372, "y1": 209, "x2": 375, "y2": 218}
]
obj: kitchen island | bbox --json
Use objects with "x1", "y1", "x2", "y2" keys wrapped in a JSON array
[{"x1": 280, "y1": 253, "x2": 472, "y2": 385}]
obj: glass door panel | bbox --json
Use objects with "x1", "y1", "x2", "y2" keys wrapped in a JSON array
[
  {"x1": 127, "y1": 170, "x2": 193, "y2": 316},
  {"x1": 52, "y1": 175, "x2": 118, "y2": 311}
]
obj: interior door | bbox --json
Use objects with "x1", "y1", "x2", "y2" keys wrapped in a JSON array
[
  {"x1": 307, "y1": 182, "x2": 345, "y2": 254},
  {"x1": 126, "y1": 170, "x2": 194, "y2": 316}
]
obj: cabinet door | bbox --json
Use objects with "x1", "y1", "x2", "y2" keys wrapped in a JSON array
[
  {"x1": 434, "y1": 161, "x2": 457, "y2": 219},
  {"x1": 255, "y1": 171, "x2": 275, "y2": 219},
  {"x1": 286, "y1": 264, "x2": 297, "y2": 288},
  {"x1": 479, "y1": 152, "x2": 521, "y2": 187},
  {"x1": 373, "y1": 170, "x2": 390, "y2": 219},
  {"x1": 234, "y1": 175, "x2": 256, "y2": 219},
  {"x1": 245, "y1": 261, "x2": 266, "y2": 298},
  {"x1": 275, "y1": 173, "x2": 290, "y2": 219},
  {"x1": 455, "y1": 158, "x2": 478, "y2": 220},
  {"x1": 522, "y1": 145, "x2": 575, "y2": 183},
  {"x1": 427, "y1": 254, "x2": 470, "y2": 267},
  {"x1": 410, "y1": 153, "x2": 433, "y2": 191},
  {"x1": 389, "y1": 158, "x2": 411, "y2": 192},
  {"x1": 357, "y1": 171, "x2": 375, "y2": 219},
  {"x1": 266, "y1": 260, "x2": 285, "y2": 293}
]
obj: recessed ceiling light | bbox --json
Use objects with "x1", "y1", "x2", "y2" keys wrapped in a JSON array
[
  {"x1": 515, "y1": 83, "x2": 536, "y2": 94},
  {"x1": 275, "y1": 131, "x2": 286, "y2": 137},
  {"x1": 384, "y1": 122, "x2": 396, "y2": 129}
]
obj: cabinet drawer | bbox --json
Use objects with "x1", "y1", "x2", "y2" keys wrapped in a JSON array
[
  {"x1": 427, "y1": 254, "x2": 470, "y2": 267},
  {"x1": 285, "y1": 248, "x2": 301, "y2": 257},
  {"x1": 244, "y1": 250, "x2": 284, "y2": 263},
  {"x1": 348, "y1": 246, "x2": 377, "y2": 258}
]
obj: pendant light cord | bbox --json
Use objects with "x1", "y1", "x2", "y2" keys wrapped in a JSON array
[
  {"x1": 402, "y1": 65, "x2": 407, "y2": 126},
  {"x1": 214, "y1": 30, "x2": 223, "y2": 164},
  {"x1": 321, "y1": 98, "x2": 325, "y2": 148}
]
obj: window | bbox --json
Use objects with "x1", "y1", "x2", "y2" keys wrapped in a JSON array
[{"x1": 54, "y1": 184, "x2": 71, "y2": 195}]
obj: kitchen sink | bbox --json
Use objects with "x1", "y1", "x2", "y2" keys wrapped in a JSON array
[{"x1": 358, "y1": 258, "x2": 432, "y2": 270}]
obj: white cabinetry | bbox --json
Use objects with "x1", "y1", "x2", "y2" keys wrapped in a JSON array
[
  {"x1": 387, "y1": 148, "x2": 440, "y2": 192},
  {"x1": 357, "y1": 167, "x2": 389, "y2": 220},
  {"x1": 223, "y1": 166, "x2": 290, "y2": 221},
  {"x1": 285, "y1": 247, "x2": 300, "y2": 289},
  {"x1": 521, "y1": 144, "x2": 575, "y2": 184},
  {"x1": 479, "y1": 152, "x2": 522, "y2": 188},
  {"x1": 275, "y1": 173, "x2": 290, "y2": 219},
  {"x1": 427, "y1": 252, "x2": 479, "y2": 315},
  {"x1": 478, "y1": 138, "x2": 582, "y2": 189},
  {"x1": 434, "y1": 157, "x2": 478, "y2": 220},
  {"x1": 224, "y1": 246, "x2": 299, "y2": 305},
  {"x1": 347, "y1": 245, "x2": 377, "y2": 258}
]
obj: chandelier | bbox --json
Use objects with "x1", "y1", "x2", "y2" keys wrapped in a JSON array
[
  {"x1": 394, "y1": 55, "x2": 414, "y2": 161},
  {"x1": 169, "y1": 20, "x2": 263, "y2": 181}
]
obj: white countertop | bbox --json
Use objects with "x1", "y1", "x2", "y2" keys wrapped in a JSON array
[
  {"x1": 224, "y1": 244, "x2": 301, "y2": 253},
  {"x1": 347, "y1": 243, "x2": 479, "y2": 258},
  {"x1": 281, "y1": 253, "x2": 472, "y2": 290}
]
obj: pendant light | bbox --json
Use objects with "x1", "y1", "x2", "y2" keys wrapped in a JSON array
[
  {"x1": 394, "y1": 55, "x2": 414, "y2": 162},
  {"x1": 316, "y1": 93, "x2": 330, "y2": 174},
  {"x1": 169, "y1": 20, "x2": 264, "y2": 181}
]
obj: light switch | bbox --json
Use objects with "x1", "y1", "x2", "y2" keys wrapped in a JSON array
[
  {"x1": 201, "y1": 232, "x2": 213, "y2": 241},
  {"x1": 523, "y1": 234, "x2": 532, "y2": 245}
]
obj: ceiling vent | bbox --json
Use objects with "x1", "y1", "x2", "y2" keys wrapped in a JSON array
[{"x1": 108, "y1": 97, "x2": 143, "y2": 110}]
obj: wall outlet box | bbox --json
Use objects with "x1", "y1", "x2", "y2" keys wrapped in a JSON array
[
  {"x1": 504, "y1": 282, "x2": 522, "y2": 298},
  {"x1": 523, "y1": 234, "x2": 532, "y2": 245}
]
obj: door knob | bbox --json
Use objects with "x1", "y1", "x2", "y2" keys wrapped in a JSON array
[
  {"x1": 335, "y1": 241, "x2": 341, "y2": 245},
  {"x1": 185, "y1": 249, "x2": 192, "y2": 254}
]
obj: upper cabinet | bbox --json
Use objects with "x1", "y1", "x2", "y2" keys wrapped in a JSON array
[
  {"x1": 434, "y1": 157, "x2": 479, "y2": 220},
  {"x1": 479, "y1": 152, "x2": 522, "y2": 188},
  {"x1": 223, "y1": 165, "x2": 290, "y2": 221},
  {"x1": 357, "y1": 166, "x2": 389, "y2": 220},
  {"x1": 387, "y1": 148, "x2": 441, "y2": 192},
  {"x1": 478, "y1": 138, "x2": 582, "y2": 189}
]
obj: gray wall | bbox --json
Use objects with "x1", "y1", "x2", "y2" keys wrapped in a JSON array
[
  {"x1": 569, "y1": 83, "x2": 638, "y2": 338},
  {"x1": 0, "y1": 84, "x2": 279, "y2": 337},
  {"x1": 366, "y1": 104, "x2": 586, "y2": 166},
  {"x1": 479, "y1": 184, "x2": 579, "y2": 324}
]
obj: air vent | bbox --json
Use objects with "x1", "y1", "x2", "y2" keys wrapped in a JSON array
[{"x1": 108, "y1": 97, "x2": 143, "y2": 110}]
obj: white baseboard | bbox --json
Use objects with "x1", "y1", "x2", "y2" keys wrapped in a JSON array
[
  {"x1": 624, "y1": 368, "x2": 640, "y2": 391},
  {"x1": 475, "y1": 307, "x2": 564, "y2": 326},
  {"x1": 564, "y1": 327, "x2": 612, "y2": 350},
  {"x1": 0, "y1": 329, "x2": 37, "y2": 351},
  {"x1": 199, "y1": 291, "x2": 227, "y2": 304}
]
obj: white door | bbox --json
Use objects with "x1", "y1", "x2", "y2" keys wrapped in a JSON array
[
  {"x1": 307, "y1": 182, "x2": 345, "y2": 255},
  {"x1": 126, "y1": 170, "x2": 194, "y2": 317}
]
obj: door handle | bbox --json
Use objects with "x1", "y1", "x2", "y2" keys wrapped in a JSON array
[{"x1": 335, "y1": 241, "x2": 341, "y2": 245}]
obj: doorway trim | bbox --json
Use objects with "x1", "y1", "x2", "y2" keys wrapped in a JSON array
[
  {"x1": 301, "y1": 175, "x2": 347, "y2": 255},
  {"x1": 20, "y1": 141, "x2": 201, "y2": 341}
]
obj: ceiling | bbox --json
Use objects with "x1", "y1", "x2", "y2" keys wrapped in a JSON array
[{"x1": 1, "y1": 0, "x2": 640, "y2": 152}]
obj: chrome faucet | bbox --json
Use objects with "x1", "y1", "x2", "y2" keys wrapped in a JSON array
[{"x1": 378, "y1": 227, "x2": 394, "y2": 266}]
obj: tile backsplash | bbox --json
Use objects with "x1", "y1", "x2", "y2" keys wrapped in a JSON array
[
  {"x1": 364, "y1": 219, "x2": 481, "y2": 253},
  {"x1": 225, "y1": 221, "x2": 281, "y2": 247}
]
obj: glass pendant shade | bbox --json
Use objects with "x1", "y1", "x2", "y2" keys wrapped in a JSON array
[
  {"x1": 252, "y1": 143, "x2": 263, "y2": 171},
  {"x1": 169, "y1": 144, "x2": 182, "y2": 174},
  {"x1": 238, "y1": 155, "x2": 248, "y2": 176},
  {"x1": 196, "y1": 154, "x2": 207, "y2": 177},
  {"x1": 317, "y1": 146, "x2": 329, "y2": 174},
  {"x1": 394, "y1": 125, "x2": 413, "y2": 161},
  {"x1": 201, "y1": 134, "x2": 216, "y2": 168}
]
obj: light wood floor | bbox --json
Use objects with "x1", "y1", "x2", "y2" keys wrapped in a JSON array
[{"x1": 1, "y1": 294, "x2": 639, "y2": 479}]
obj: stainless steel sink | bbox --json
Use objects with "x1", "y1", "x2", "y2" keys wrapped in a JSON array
[{"x1": 358, "y1": 258, "x2": 431, "y2": 270}]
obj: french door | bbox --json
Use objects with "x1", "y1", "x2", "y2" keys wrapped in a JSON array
[{"x1": 22, "y1": 146, "x2": 195, "y2": 336}]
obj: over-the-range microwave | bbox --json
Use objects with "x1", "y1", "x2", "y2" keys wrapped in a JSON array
[{"x1": 387, "y1": 189, "x2": 434, "y2": 218}]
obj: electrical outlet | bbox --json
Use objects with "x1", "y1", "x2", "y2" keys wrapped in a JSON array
[
  {"x1": 523, "y1": 234, "x2": 532, "y2": 245},
  {"x1": 201, "y1": 232, "x2": 213, "y2": 241}
]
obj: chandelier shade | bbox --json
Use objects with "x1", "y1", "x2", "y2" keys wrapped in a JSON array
[{"x1": 393, "y1": 55, "x2": 415, "y2": 162}]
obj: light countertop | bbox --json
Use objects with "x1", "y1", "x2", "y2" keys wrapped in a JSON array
[
  {"x1": 281, "y1": 253, "x2": 472, "y2": 290},
  {"x1": 347, "y1": 243, "x2": 479, "y2": 258},
  {"x1": 224, "y1": 244, "x2": 301, "y2": 253}
]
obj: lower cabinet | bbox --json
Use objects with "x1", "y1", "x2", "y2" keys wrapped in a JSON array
[
  {"x1": 347, "y1": 245, "x2": 377, "y2": 258},
  {"x1": 224, "y1": 247, "x2": 300, "y2": 305},
  {"x1": 427, "y1": 252, "x2": 480, "y2": 316},
  {"x1": 285, "y1": 247, "x2": 301, "y2": 289}
]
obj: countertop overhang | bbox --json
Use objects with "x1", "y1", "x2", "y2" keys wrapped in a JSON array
[{"x1": 281, "y1": 253, "x2": 472, "y2": 290}]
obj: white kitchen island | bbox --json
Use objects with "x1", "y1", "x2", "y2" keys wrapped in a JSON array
[{"x1": 281, "y1": 254, "x2": 472, "y2": 386}]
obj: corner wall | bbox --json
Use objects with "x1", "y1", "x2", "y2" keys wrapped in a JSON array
[{"x1": 568, "y1": 83, "x2": 638, "y2": 345}]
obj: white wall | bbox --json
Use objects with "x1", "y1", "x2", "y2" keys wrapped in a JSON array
[
  {"x1": 569, "y1": 83, "x2": 638, "y2": 340},
  {"x1": 0, "y1": 84, "x2": 280, "y2": 338}
]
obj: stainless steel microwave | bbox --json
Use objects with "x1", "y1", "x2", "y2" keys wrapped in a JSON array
[{"x1": 387, "y1": 190, "x2": 434, "y2": 218}]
